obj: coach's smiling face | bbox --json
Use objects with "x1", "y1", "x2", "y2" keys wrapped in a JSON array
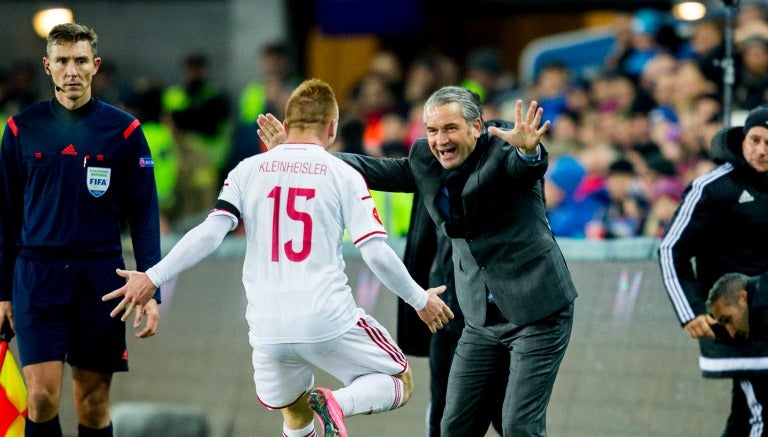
[{"x1": 424, "y1": 102, "x2": 483, "y2": 170}]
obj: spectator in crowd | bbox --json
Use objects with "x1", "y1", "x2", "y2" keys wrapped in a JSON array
[
  {"x1": 461, "y1": 46, "x2": 520, "y2": 108},
  {"x1": 404, "y1": 54, "x2": 448, "y2": 111},
  {"x1": 528, "y1": 62, "x2": 571, "y2": 130},
  {"x1": 238, "y1": 41, "x2": 299, "y2": 125},
  {"x1": 91, "y1": 61, "x2": 129, "y2": 108},
  {"x1": 637, "y1": 52, "x2": 676, "y2": 97},
  {"x1": 604, "y1": 11, "x2": 635, "y2": 73},
  {"x1": 371, "y1": 113, "x2": 414, "y2": 238},
  {"x1": 682, "y1": 14, "x2": 728, "y2": 94},
  {"x1": 0, "y1": 61, "x2": 39, "y2": 115},
  {"x1": 736, "y1": 0, "x2": 768, "y2": 29},
  {"x1": 615, "y1": 8, "x2": 667, "y2": 83},
  {"x1": 597, "y1": 158, "x2": 649, "y2": 238},
  {"x1": 674, "y1": 60, "x2": 718, "y2": 118},
  {"x1": 124, "y1": 82, "x2": 179, "y2": 234},
  {"x1": 368, "y1": 49, "x2": 406, "y2": 106},
  {"x1": 162, "y1": 53, "x2": 232, "y2": 228},
  {"x1": 660, "y1": 105, "x2": 768, "y2": 436},
  {"x1": 227, "y1": 41, "x2": 301, "y2": 181},
  {"x1": 637, "y1": 153, "x2": 678, "y2": 198},
  {"x1": 346, "y1": 72, "x2": 403, "y2": 156},
  {"x1": 735, "y1": 35, "x2": 768, "y2": 110},
  {"x1": 329, "y1": 115, "x2": 367, "y2": 155},
  {"x1": 643, "y1": 175, "x2": 684, "y2": 238},
  {"x1": 545, "y1": 150, "x2": 612, "y2": 239},
  {"x1": 403, "y1": 53, "x2": 460, "y2": 146},
  {"x1": 545, "y1": 110, "x2": 586, "y2": 159}
]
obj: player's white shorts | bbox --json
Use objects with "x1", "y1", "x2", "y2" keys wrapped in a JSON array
[{"x1": 250, "y1": 314, "x2": 409, "y2": 409}]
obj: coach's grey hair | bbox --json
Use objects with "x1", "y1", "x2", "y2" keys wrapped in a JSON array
[
  {"x1": 47, "y1": 23, "x2": 99, "y2": 57},
  {"x1": 706, "y1": 272, "x2": 750, "y2": 312},
  {"x1": 423, "y1": 86, "x2": 484, "y2": 132}
]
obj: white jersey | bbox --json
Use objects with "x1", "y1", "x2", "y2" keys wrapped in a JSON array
[{"x1": 212, "y1": 143, "x2": 387, "y2": 344}]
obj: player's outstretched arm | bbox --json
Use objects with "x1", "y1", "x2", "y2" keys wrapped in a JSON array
[
  {"x1": 103, "y1": 214, "x2": 235, "y2": 327},
  {"x1": 359, "y1": 238, "x2": 454, "y2": 333}
]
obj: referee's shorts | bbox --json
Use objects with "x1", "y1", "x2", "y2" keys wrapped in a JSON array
[{"x1": 13, "y1": 255, "x2": 129, "y2": 373}]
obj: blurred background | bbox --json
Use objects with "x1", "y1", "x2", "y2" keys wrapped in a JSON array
[{"x1": 2, "y1": 0, "x2": 768, "y2": 435}]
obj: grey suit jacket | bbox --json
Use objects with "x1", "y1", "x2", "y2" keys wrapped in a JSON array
[{"x1": 338, "y1": 123, "x2": 577, "y2": 327}]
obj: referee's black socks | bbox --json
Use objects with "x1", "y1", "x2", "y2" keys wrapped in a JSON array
[
  {"x1": 25, "y1": 415, "x2": 63, "y2": 437},
  {"x1": 78, "y1": 422, "x2": 113, "y2": 437}
]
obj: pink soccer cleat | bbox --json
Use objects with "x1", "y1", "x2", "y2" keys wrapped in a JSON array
[{"x1": 308, "y1": 387, "x2": 347, "y2": 437}]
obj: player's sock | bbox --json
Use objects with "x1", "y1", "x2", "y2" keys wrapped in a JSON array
[
  {"x1": 25, "y1": 415, "x2": 63, "y2": 437},
  {"x1": 282, "y1": 422, "x2": 317, "y2": 437},
  {"x1": 334, "y1": 374, "x2": 405, "y2": 416},
  {"x1": 77, "y1": 422, "x2": 113, "y2": 436}
]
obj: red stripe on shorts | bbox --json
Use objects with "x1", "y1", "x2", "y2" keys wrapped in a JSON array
[{"x1": 356, "y1": 318, "x2": 407, "y2": 372}]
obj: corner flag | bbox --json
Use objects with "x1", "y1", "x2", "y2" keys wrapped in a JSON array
[{"x1": 0, "y1": 328, "x2": 26, "y2": 437}]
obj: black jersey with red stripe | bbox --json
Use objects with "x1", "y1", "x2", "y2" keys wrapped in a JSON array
[{"x1": 0, "y1": 98, "x2": 161, "y2": 300}]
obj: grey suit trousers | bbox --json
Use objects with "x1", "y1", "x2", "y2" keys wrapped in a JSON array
[{"x1": 441, "y1": 303, "x2": 573, "y2": 437}]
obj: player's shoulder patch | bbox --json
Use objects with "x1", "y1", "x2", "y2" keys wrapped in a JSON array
[{"x1": 139, "y1": 156, "x2": 154, "y2": 168}]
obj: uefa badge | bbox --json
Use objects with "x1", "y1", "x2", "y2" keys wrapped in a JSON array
[{"x1": 86, "y1": 166, "x2": 111, "y2": 197}]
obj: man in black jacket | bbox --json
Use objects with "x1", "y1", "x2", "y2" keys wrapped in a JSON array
[
  {"x1": 706, "y1": 271, "x2": 768, "y2": 435},
  {"x1": 660, "y1": 105, "x2": 768, "y2": 435},
  {"x1": 707, "y1": 272, "x2": 768, "y2": 342}
]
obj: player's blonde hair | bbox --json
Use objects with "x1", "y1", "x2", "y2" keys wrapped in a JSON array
[{"x1": 284, "y1": 78, "x2": 339, "y2": 132}]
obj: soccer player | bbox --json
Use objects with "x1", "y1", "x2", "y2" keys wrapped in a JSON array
[
  {"x1": 103, "y1": 78, "x2": 453, "y2": 437},
  {"x1": 0, "y1": 23, "x2": 162, "y2": 436}
]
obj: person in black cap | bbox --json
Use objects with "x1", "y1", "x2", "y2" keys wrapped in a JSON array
[{"x1": 660, "y1": 104, "x2": 768, "y2": 436}]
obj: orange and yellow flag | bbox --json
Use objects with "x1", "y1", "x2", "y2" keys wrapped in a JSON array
[{"x1": 0, "y1": 340, "x2": 26, "y2": 437}]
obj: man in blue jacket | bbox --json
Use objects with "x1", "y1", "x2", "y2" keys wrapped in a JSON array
[{"x1": 0, "y1": 23, "x2": 161, "y2": 437}]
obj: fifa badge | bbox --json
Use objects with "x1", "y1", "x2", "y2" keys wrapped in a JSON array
[{"x1": 87, "y1": 166, "x2": 111, "y2": 197}]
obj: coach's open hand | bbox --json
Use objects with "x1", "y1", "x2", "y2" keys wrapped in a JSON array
[
  {"x1": 102, "y1": 269, "x2": 160, "y2": 338},
  {"x1": 257, "y1": 113, "x2": 287, "y2": 150},
  {"x1": 487, "y1": 99, "x2": 549, "y2": 155}
]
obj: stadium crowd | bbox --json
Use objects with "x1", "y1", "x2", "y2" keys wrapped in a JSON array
[{"x1": 1, "y1": 4, "x2": 767, "y2": 239}]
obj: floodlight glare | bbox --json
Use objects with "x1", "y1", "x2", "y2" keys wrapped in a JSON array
[{"x1": 33, "y1": 8, "x2": 74, "y2": 38}]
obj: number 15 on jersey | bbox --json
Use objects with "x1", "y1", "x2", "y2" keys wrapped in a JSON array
[{"x1": 267, "y1": 186, "x2": 316, "y2": 263}]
